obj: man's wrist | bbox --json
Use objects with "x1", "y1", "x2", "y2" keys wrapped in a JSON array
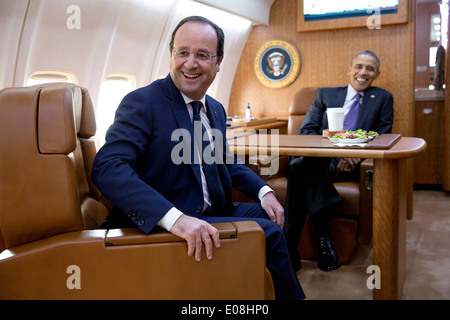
[
  {"x1": 157, "y1": 207, "x2": 184, "y2": 231},
  {"x1": 258, "y1": 185, "x2": 274, "y2": 200}
]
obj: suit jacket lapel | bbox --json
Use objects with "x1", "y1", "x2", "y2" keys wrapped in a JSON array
[
  {"x1": 163, "y1": 75, "x2": 203, "y2": 189},
  {"x1": 334, "y1": 87, "x2": 348, "y2": 107},
  {"x1": 205, "y1": 97, "x2": 222, "y2": 132}
]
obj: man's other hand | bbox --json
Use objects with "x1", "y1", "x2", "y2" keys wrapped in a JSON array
[{"x1": 261, "y1": 191, "x2": 284, "y2": 229}]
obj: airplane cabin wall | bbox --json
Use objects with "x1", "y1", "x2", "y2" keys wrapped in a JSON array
[
  {"x1": 0, "y1": 0, "x2": 253, "y2": 145},
  {"x1": 0, "y1": 0, "x2": 28, "y2": 89}
]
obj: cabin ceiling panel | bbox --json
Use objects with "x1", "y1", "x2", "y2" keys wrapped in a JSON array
[
  {"x1": 96, "y1": 0, "x2": 176, "y2": 88},
  {"x1": 194, "y1": 0, "x2": 275, "y2": 25}
]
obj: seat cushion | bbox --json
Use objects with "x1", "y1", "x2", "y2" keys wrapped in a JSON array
[
  {"x1": 333, "y1": 182, "x2": 360, "y2": 217},
  {"x1": 298, "y1": 215, "x2": 358, "y2": 265}
]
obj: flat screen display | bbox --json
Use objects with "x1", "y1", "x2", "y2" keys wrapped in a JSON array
[{"x1": 303, "y1": 0, "x2": 399, "y2": 22}]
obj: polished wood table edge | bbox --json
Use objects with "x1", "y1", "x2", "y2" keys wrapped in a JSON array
[
  {"x1": 381, "y1": 137, "x2": 427, "y2": 159},
  {"x1": 228, "y1": 134, "x2": 427, "y2": 159},
  {"x1": 226, "y1": 120, "x2": 288, "y2": 132}
]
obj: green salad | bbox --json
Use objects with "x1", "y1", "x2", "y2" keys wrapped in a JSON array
[{"x1": 331, "y1": 129, "x2": 378, "y2": 139}]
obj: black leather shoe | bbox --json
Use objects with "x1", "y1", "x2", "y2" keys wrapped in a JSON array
[{"x1": 317, "y1": 235, "x2": 341, "y2": 271}]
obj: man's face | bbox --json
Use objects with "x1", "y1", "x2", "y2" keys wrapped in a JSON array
[
  {"x1": 347, "y1": 54, "x2": 380, "y2": 92},
  {"x1": 170, "y1": 22, "x2": 222, "y2": 101}
]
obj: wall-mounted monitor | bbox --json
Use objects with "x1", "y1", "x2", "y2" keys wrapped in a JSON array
[{"x1": 297, "y1": 0, "x2": 409, "y2": 32}]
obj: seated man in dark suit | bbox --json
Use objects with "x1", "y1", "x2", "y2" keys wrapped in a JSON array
[
  {"x1": 92, "y1": 15, "x2": 304, "y2": 300},
  {"x1": 284, "y1": 50, "x2": 394, "y2": 272}
]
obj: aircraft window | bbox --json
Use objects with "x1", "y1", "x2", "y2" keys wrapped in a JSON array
[
  {"x1": 26, "y1": 70, "x2": 78, "y2": 86},
  {"x1": 95, "y1": 73, "x2": 136, "y2": 148}
]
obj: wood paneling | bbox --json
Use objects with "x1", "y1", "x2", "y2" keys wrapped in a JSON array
[
  {"x1": 229, "y1": 0, "x2": 416, "y2": 137},
  {"x1": 414, "y1": 100, "x2": 445, "y2": 184}
]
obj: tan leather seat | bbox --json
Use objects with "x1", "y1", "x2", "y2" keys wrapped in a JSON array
[
  {"x1": 0, "y1": 83, "x2": 274, "y2": 299},
  {"x1": 265, "y1": 87, "x2": 374, "y2": 264}
]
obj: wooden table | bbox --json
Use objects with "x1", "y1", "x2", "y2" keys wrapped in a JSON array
[
  {"x1": 228, "y1": 133, "x2": 427, "y2": 300},
  {"x1": 227, "y1": 119, "x2": 288, "y2": 134}
]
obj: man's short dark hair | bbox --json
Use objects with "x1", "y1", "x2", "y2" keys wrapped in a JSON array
[{"x1": 169, "y1": 16, "x2": 225, "y2": 63}]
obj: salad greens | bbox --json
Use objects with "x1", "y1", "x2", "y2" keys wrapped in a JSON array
[{"x1": 331, "y1": 129, "x2": 378, "y2": 139}]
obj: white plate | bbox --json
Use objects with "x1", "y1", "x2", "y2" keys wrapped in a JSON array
[{"x1": 329, "y1": 137, "x2": 369, "y2": 144}]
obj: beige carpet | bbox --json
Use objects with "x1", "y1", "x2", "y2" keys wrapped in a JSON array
[{"x1": 296, "y1": 190, "x2": 450, "y2": 300}]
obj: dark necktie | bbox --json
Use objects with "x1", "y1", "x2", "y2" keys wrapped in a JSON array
[
  {"x1": 191, "y1": 101, "x2": 225, "y2": 212},
  {"x1": 343, "y1": 93, "x2": 361, "y2": 130}
]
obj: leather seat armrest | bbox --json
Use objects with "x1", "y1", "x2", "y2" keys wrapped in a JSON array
[{"x1": 105, "y1": 222, "x2": 257, "y2": 246}]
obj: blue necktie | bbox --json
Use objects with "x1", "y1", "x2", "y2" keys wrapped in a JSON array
[
  {"x1": 343, "y1": 93, "x2": 361, "y2": 130},
  {"x1": 191, "y1": 101, "x2": 225, "y2": 212}
]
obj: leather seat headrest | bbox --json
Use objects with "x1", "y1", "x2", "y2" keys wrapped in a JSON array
[{"x1": 35, "y1": 83, "x2": 96, "y2": 154}]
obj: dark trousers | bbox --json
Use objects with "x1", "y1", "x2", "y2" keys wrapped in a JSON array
[
  {"x1": 204, "y1": 202, "x2": 305, "y2": 300},
  {"x1": 283, "y1": 157, "x2": 359, "y2": 256}
]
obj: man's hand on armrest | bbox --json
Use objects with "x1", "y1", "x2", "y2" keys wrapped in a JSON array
[{"x1": 170, "y1": 214, "x2": 221, "y2": 262}]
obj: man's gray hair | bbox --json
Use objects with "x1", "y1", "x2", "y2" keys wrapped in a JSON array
[{"x1": 351, "y1": 50, "x2": 380, "y2": 71}]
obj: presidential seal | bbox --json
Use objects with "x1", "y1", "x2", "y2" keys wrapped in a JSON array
[{"x1": 254, "y1": 40, "x2": 300, "y2": 88}]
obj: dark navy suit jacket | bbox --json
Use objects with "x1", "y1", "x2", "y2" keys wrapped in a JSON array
[
  {"x1": 92, "y1": 75, "x2": 267, "y2": 234},
  {"x1": 299, "y1": 86, "x2": 394, "y2": 135}
]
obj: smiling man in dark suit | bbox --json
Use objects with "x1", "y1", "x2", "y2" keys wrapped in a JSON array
[
  {"x1": 284, "y1": 50, "x2": 394, "y2": 272},
  {"x1": 91, "y1": 16, "x2": 304, "y2": 300}
]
